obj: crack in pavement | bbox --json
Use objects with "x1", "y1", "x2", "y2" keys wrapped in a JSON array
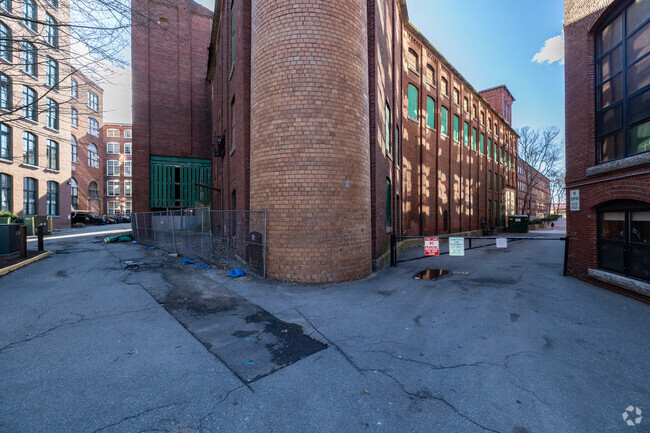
[
  {"x1": 0, "y1": 306, "x2": 158, "y2": 354},
  {"x1": 197, "y1": 384, "x2": 249, "y2": 431},
  {"x1": 293, "y1": 308, "x2": 364, "y2": 375},
  {"x1": 377, "y1": 370, "x2": 502, "y2": 433},
  {"x1": 363, "y1": 349, "x2": 535, "y2": 371},
  {"x1": 91, "y1": 403, "x2": 177, "y2": 433}
]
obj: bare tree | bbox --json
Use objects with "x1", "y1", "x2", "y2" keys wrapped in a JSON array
[
  {"x1": 549, "y1": 168, "x2": 565, "y2": 215},
  {"x1": 516, "y1": 126, "x2": 563, "y2": 216}
]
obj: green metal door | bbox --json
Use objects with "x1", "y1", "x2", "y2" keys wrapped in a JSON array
[{"x1": 150, "y1": 156, "x2": 211, "y2": 209}]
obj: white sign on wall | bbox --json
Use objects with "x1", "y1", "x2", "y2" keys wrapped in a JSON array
[{"x1": 570, "y1": 189, "x2": 580, "y2": 211}]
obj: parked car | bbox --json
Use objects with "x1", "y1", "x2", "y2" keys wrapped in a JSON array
[
  {"x1": 102, "y1": 214, "x2": 117, "y2": 224},
  {"x1": 71, "y1": 211, "x2": 105, "y2": 225}
]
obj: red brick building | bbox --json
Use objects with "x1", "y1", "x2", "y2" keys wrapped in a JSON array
[
  {"x1": 103, "y1": 123, "x2": 132, "y2": 215},
  {"x1": 70, "y1": 70, "x2": 104, "y2": 216},
  {"x1": 564, "y1": 0, "x2": 649, "y2": 296},
  {"x1": 517, "y1": 158, "x2": 551, "y2": 218},
  {"x1": 132, "y1": 0, "x2": 519, "y2": 282}
]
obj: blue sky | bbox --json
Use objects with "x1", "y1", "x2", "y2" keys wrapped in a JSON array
[
  {"x1": 406, "y1": 0, "x2": 566, "y2": 140},
  {"x1": 111, "y1": 0, "x2": 566, "y2": 143}
]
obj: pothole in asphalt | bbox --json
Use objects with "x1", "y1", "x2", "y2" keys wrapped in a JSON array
[{"x1": 414, "y1": 269, "x2": 449, "y2": 280}]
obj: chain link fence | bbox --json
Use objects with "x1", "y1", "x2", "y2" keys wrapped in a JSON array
[{"x1": 131, "y1": 209, "x2": 266, "y2": 278}]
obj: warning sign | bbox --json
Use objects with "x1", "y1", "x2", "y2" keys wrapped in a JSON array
[
  {"x1": 425, "y1": 237, "x2": 439, "y2": 256},
  {"x1": 449, "y1": 237, "x2": 465, "y2": 256}
]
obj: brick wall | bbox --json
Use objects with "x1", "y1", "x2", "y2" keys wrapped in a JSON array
[
  {"x1": 102, "y1": 123, "x2": 132, "y2": 215},
  {"x1": 131, "y1": 0, "x2": 213, "y2": 213},
  {"x1": 250, "y1": 0, "x2": 372, "y2": 282},
  {"x1": 564, "y1": 0, "x2": 650, "y2": 290}
]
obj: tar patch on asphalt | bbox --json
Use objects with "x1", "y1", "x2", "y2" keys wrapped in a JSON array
[{"x1": 143, "y1": 267, "x2": 327, "y2": 384}]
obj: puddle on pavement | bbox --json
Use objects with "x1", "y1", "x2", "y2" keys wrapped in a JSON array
[{"x1": 414, "y1": 269, "x2": 449, "y2": 280}]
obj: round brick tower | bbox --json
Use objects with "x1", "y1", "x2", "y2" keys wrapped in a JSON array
[{"x1": 250, "y1": 0, "x2": 371, "y2": 283}]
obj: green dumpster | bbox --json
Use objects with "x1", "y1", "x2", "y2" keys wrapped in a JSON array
[
  {"x1": 23, "y1": 216, "x2": 49, "y2": 236},
  {"x1": 508, "y1": 215, "x2": 529, "y2": 233},
  {"x1": 0, "y1": 224, "x2": 22, "y2": 256}
]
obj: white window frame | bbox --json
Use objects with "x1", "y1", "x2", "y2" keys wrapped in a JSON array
[
  {"x1": 106, "y1": 142, "x2": 120, "y2": 154},
  {"x1": 107, "y1": 200, "x2": 120, "y2": 214},
  {"x1": 87, "y1": 91, "x2": 99, "y2": 111},
  {"x1": 124, "y1": 160, "x2": 132, "y2": 177},
  {"x1": 124, "y1": 142, "x2": 132, "y2": 155},
  {"x1": 124, "y1": 129, "x2": 132, "y2": 138},
  {"x1": 106, "y1": 128, "x2": 120, "y2": 138},
  {"x1": 107, "y1": 160, "x2": 120, "y2": 177},
  {"x1": 88, "y1": 118, "x2": 99, "y2": 137},
  {"x1": 107, "y1": 181, "x2": 120, "y2": 197},
  {"x1": 124, "y1": 201, "x2": 132, "y2": 215},
  {"x1": 124, "y1": 180, "x2": 132, "y2": 197}
]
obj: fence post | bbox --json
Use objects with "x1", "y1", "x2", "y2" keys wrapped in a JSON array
[
  {"x1": 563, "y1": 236, "x2": 569, "y2": 276},
  {"x1": 390, "y1": 233, "x2": 397, "y2": 267}
]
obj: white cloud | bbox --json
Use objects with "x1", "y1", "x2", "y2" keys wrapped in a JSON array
[{"x1": 532, "y1": 34, "x2": 564, "y2": 65}]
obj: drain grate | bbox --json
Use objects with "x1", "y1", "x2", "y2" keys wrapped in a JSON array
[{"x1": 414, "y1": 269, "x2": 449, "y2": 280}]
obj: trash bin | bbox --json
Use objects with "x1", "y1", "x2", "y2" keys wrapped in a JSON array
[
  {"x1": 0, "y1": 224, "x2": 22, "y2": 256},
  {"x1": 23, "y1": 216, "x2": 49, "y2": 236},
  {"x1": 508, "y1": 215, "x2": 529, "y2": 233}
]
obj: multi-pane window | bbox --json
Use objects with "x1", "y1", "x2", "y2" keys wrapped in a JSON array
[
  {"x1": 441, "y1": 77, "x2": 448, "y2": 95},
  {"x1": 70, "y1": 178, "x2": 78, "y2": 207},
  {"x1": 48, "y1": 0, "x2": 58, "y2": 9},
  {"x1": 472, "y1": 104, "x2": 477, "y2": 118},
  {"x1": 124, "y1": 161, "x2": 132, "y2": 177},
  {"x1": 23, "y1": 177, "x2": 36, "y2": 215},
  {"x1": 0, "y1": 22, "x2": 11, "y2": 62},
  {"x1": 453, "y1": 88, "x2": 460, "y2": 105},
  {"x1": 0, "y1": 173, "x2": 10, "y2": 211},
  {"x1": 385, "y1": 103, "x2": 391, "y2": 155},
  {"x1": 106, "y1": 128, "x2": 120, "y2": 138},
  {"x1": 480, "y1": 111, "x2": 485, "y2": 125},
  {"x1": 108, "y1": 200, "x2": 120, "y2": 214},
  {"x1": 88, "y1": 117, "x2": 99, "y2": 136},
  {"x1": 107, "y1": 180, "x2": 120, "y2": 196},
  {"x1": 0, "y1": 122, "x2": 10, "y2": 159},
  {"x1": 71, "y1": 135, "x2": 77, "y2": 163},
  {"x1": 106, "y1": 142, "x2": 119, "y2": 154},
  {"x1": 0, "y1": 73, "x2": 11, "y2": 109},
  {"x1": 88, "y1": 143, "x2": 98, "y2": 168},
  {"x1": 46, "y1": 98, "x2": 59, "y2": 130},
  {"x1": 124, "y1": 201, "x2": 132, "y2": 215},
  {"x1": 22, "y1": 0, "x2": 37, "y2": 32},
  {"x1": 46, "y1": 14, "x2": 58, "y2": 47},
  {"x1": 22, "y1": 41, "x2": 37, "y2": 76},
  {"x1": 71, "y1": 107, "x2": 78, "y2": 127},
  {"x1": 488, "y1": 138, "x2": 492, "y2": 158},
  {"x1": 441, "y1": 106, "x2": 448, "y2": 136},
  {"x1": 426, "y1": 65, "x2": 435, "y2": 85},
  {"x1": 596, "y1": 0, "x2": 650, "y2": 163},
  {"x1": 88, "y1": 181, "x2": 99, "y2": 198},
  {"x1": 0, "y1": 0, "x2": 10, "y2": 12},
  {"x1": 22, "y1": 131, "x2": 36, "y2": 165},
  {"x1": 46, "y1": 140, "x2": 58, "y2": 170},
  {"x1": 480, "y1": 133, "x2": 485, "y2": 154},
  {"x1": 598, "y1": 203, "x2": 650, "y2": 282},
  {"x1": 463, "y1": 97, "x2": 469, "y2": 112},
  {"x1": 407, "y1": 49, "x2": 418, "y2": 74},
  {"x1": 463, "y1": 122, "x2": 469, "y2": 147},
  {"x1": 22, "y1": 86, "x2": 37, "y2": 121},
  {"x1": 453, "y1": 115, "x2": 459, "y2": 142},
  {"x1": 107, "y1": 160, "x2": 120, "y2": 176},
  {"x1": 46, "y1": 181, "x2": 58, "y2": 216},
  {"x1": 407, "y1": 84, "x2": 418, "y2": 120},
  {"x1": 124, "y1": 143, "x2": 132, "y2": 155},
  {"x1": 426, "y1": 97, "x2": 435, "y2": 129},
  {"x1": 46, "y1": 57, "x2": 58, "y2": 89},
  {"x1": 124, "y1": 180, "x2": 132, "y2": 197},
  {"x1": 88, "y1": 91, "x2": 99, "y2": 111},
  {"x1": 71, "y1": 79, "x2": 78, "y2": 99},
  {"x1": 124, "y1": 129, "x2": 132, "y2": 138}
]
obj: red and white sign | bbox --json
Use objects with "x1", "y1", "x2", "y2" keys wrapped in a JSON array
[{"x1": 425, "y1": 237, "x2": 439, "y2": 256}]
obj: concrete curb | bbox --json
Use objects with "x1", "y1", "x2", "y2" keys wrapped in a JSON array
[{"x1": 0, "y1": 251, "x2": 52, "y2": 277}]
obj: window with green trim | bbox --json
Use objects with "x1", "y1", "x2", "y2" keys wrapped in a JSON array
[
  {"x1": 386, "y1": 178, "x2": 391, "y2": 227},
  {"x1": 488, "y1": 138, "x2": 492, "y2": 158},
  {"x1": 488, "y1": 170, "x2": 492, "y2": 190},
  {"x1": 480, "y1": 133, "x2": 485, "y2": 154},
  {"x1": 463, "y1": 122, "x2": 469, "y2": 147},
  {"x1": 472, "y1": 128, "x2": 477, "y2": 151},
  {"x1": 453, "y1": 115, "x2": 459, "y2": 142},
  {"x1": 408, "y1": 84, "x2": 418, "y2": 120},
  {"x1": 385, "y1": 102, "x2": 391, "y2": 156},
  {"x1": 426, "y1": 96, "x2": 435, "y2": 129},
  {"x1": 441, "y1": 106, "x2": 448, "y2": 136}
]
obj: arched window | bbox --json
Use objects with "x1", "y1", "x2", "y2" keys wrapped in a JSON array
[
  {"x1": 70, "y1": 178, "x2": 78, "y2": 207},
  {"x1": 426, "y1": 65, "x2": 435, "y2": 85},
  {"x1": 407, "y1": 49, "x2": 418, "y2": 74},
  {"x1": 88, "y1": 143, "x2": 98, "y2": 168},
  {"x1": 46, "y1": 181, "x2": 58, "y2": 216},
  {"x1": 88, "y1": 181, "x2": 99, "y2": 199},
  {"x1": 22, "y1": 0, "x2": 37, "y2": 32},
  {"x1": 0, "y1": 73, "x2": 11, "y2": 109},
  {"x1": 441, "y1": 77, "x2": 448, "y2": 95},
  {"x1": 71, "y1": 135, "x2": 77, "y2": 163}
]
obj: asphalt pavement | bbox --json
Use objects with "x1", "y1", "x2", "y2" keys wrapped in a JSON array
[{"x1": 0, "y1": 222, "x2": 648, "y2": 432}]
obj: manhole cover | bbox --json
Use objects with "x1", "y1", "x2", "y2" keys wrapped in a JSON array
[{"x1": 414, "y1": 269, "x2": 449, "y2": 280}]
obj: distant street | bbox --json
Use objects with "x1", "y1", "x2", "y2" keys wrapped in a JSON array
[{"x1": 1, "y1": 221, "x2": 648, "y2": 433}]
